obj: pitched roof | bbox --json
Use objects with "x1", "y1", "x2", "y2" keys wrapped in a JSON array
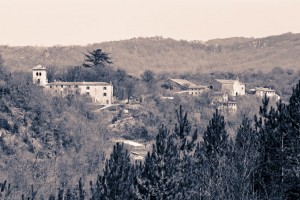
[
  {"x1": 169, "y1": 79, "x2": 207, "y2": 89},
  {"x1": 228, "y1": 101, "x2": 237, "y2": 105},
  {"x1": 215, "y1": 79, "x2": 245, "y2": 85},
  {"x1": 211, "y1": 91, "x2": 228, "y2": 96},
  {"x1": 47, "y1": 81, "x2": 111, "y2": 86},
  {"x1": 255, "y1": 87, "x2": 275, "y2": 92},
  {"x1": 32, "y1": 65, "x2": 46, "y2": 70}
]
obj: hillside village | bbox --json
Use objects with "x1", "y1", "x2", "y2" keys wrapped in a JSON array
[
  {"x1": 33, "y1": 65, "x2": 280, "y2": 109},
  {"x1": 31, "y1": 63, "x2": 283, "y2": 161}
]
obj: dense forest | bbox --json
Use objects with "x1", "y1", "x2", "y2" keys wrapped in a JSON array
[{"x1": 1, "y1": 33, "x2": 300, "y2": 74}]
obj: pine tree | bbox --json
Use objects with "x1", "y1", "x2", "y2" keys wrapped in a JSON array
[
  {"x1": 76, "y1": 178, "x2": 86, "y2": 200},
  {"x1": 173, "y1": 105, "x2": 198, "y2": 156},
  {"x1": 82, "y1": 49, "x2": 112, "y2": 69},
  {"x1": 254, "y1": 95, "x2": 288, "y2": 199},
  {"x1": 202, "y1": 109, "x2": 230, "y2": 199},
  {"x1": 64, "y1": 189, "x2": 76, "y2": 200},
  {"x1": 284, "y1": 80, "x2": 300, "y2": 198},
  {"x1": 136, "y1": 125, "x2": 180, "y2": 200},
  {"x1": 203, "y1": 109, "x2": 228, "y2": 167},
  {"x1": 171, "y1": 106, "x2": 198, "y2": 199},
  {"x1": 91, "y1": 143, "x2": 134, "y2": 200},
  {"x1": 0, "y1": 180, "x2": 12, "y2": 199},
  {"x1": 233, "y1": 116, "x2": 258, "y2": 200},
  {"x1": 90, "y1": 176, "x2": 103, "y2": 200}
]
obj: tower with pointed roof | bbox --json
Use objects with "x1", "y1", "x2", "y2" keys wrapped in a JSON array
[{"x1": 32, "y1": 65, "x2": 48, "y2": 86}]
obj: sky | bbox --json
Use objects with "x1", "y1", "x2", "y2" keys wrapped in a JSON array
[{"x1": 0, "y1": 0, "x2": 300, "y2": 46}]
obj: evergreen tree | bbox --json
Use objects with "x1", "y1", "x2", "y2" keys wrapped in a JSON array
[
  {"x1": 90, "y1": 176, "x2": 104, "y2": 200},
  {"x1": 254, "y1": 95, "x2": 288, "y2": 199},
  {"x1": 284, "y1": 80, "x2": 300, "y2": 198},
  {"x1": 91, "y1": 143, "x2": 134, "y2": 200},
  {"x1": 173, "y1": 105, "x2": 198, "y2": 156},
  {"x1": 76, "y1": 178, "x2": 86, "y2": 200},
  {"x1": 82, "y1": 49, "x2": 112, "y2": 69},
  {"x1": 0, "y1": 180, "x2": 13, "y2": 199},
  {"x1": 64, "y1": 188, "x2": 76, "y2": 200},
  {"x1": 202, "y1": 109, "x2": 230, "y2": 199},
  {"x1": 233, "y1": 116, "x2": 258, "y2": 200},
  {"x1": 82, "y1": 49, "x2": 113, "y2": 81},
  {"x1": 191, "y1": 142, "x2": 221, "y2": 200},
  {"x1": 203, "y1": 109, "x2": 228, "y2": 167},
  {"x1": 136, "y1": 125, "x2": 180, "y2": 200},
  {"x1": 172, "y1": 106, "x2": 198, "y2": 199}
]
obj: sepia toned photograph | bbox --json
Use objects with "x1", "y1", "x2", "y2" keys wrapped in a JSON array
[{"x1": 0, "y1": 0, "x2": 300, "y2": 199}]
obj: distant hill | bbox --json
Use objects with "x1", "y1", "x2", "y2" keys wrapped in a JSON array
[{"x1": 1, "y1": 32, "x2": 300, "y2": 75}]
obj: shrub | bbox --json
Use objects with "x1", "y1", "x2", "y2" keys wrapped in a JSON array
[{"x1": 0, "y1": 118, "x2": 11, "y2": 130}]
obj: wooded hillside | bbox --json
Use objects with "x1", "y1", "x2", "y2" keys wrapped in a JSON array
[{"x1": 1, "y1": 32, "x2": 300, "y2": 74}]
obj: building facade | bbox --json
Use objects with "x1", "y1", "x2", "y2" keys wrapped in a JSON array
[
  {"x1": 163, "y1": 79, "x2": 208, "y2": 96},
  {"x1": 210, "y1": 92, "x2": 237, "y2": 112},
  {"x1": 215, "y1": 79, "x2": 245, "y2": 96},
  {"x1": 32, "y1": 65, "x2": 113, "y2": 105},
  {"x1": 32, "y1": 65, "x2": 48, "y2": 86},
  {"x1": 255, "y1": 87, "x2": 280, "y2": 100}
]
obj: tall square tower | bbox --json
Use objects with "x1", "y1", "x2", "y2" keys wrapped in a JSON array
[{"x1": 32, "y1": 65, "x2": 48, "y2": 86}]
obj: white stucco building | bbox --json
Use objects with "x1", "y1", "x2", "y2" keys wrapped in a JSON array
[
  {"x1": 255, "y1": 87, "x2": 280, "y2": 101},
  {"x1": 32, "y1": 65, "x2": 113, "y2": 105},
  {"x1": 32, "y1": 65, "x2": 48, "y2": 86}
]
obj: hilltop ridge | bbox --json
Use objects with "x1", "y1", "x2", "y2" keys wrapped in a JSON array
[{"x1": 1, "y1": 32, "x2": 300, "y2": 74}]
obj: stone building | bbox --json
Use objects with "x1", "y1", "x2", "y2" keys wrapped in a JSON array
[
  {"x1": 163, "y1": 78, "x2": 208, "y2": 96},
  {"x1": 210, "y1": 92, "x2": 228, "y2": 103},
  {"x1": 32, "y1": 65, "x2": 113, "y2": 105},
  {"x1": 215, "y1": 79, "x2": 245, "y2": 96},
  {"x1": 255, "y1": 87, "x2": 280, "y2": 101},
  {"x1": 210, "y1": 92, "x2": 237, "y2": 112},
  {"x1": 32, "y1": 65, "x2": 48, "y2": 86}
]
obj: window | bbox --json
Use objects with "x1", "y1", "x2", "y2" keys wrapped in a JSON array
[
  {"x1": 61, "y1": 85, "x2": 63, "y2": 88},
  {"x1": 86, "y1": 86, "x2": 90, "y2": 90},
  {"x1": 36, "y1": 72, "x2": 39, "y2": 76},
  {"x1": 103, "y1": 87, "x2": 107, "y2": 90},
  {"x1": 39, "y1": 72, "x2": 42, "y2": 76},
  {"x1": 75, "y1": 85, "x2": 78, "y2": 88},
  {"x1": 50, "y1": 86, "x2": 52, "y2": 88},
  {"x1": 103, "y1": 93, "x2": 107, "y2": 96}
]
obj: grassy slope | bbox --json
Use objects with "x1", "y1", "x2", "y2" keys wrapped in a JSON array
[{"x1": 0, "y1": 32, "x2": 300, "y2": 75}]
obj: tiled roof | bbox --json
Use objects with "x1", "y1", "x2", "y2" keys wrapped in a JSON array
[
  {"x1": 215, "y1": 79, "x2": 245, "y2": 85},
  {"x1": 228, "y1": 101, "x2": 237, "y2": 105},
  {"x1": 47, "y1": 81, "x2": 111, "y2": 86},
  {"x1": 32, "y1": 65, "x2": 46, "y2": 70},
  {"x1": 255, "y1": 87, "x2": 275, "y2": 92},
  {"x1": 169, "y1": 79, "x2": 207, "y2": 89},
  {"x1": 212, "y1": 91, "x2": 228, "y2": 96}
]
